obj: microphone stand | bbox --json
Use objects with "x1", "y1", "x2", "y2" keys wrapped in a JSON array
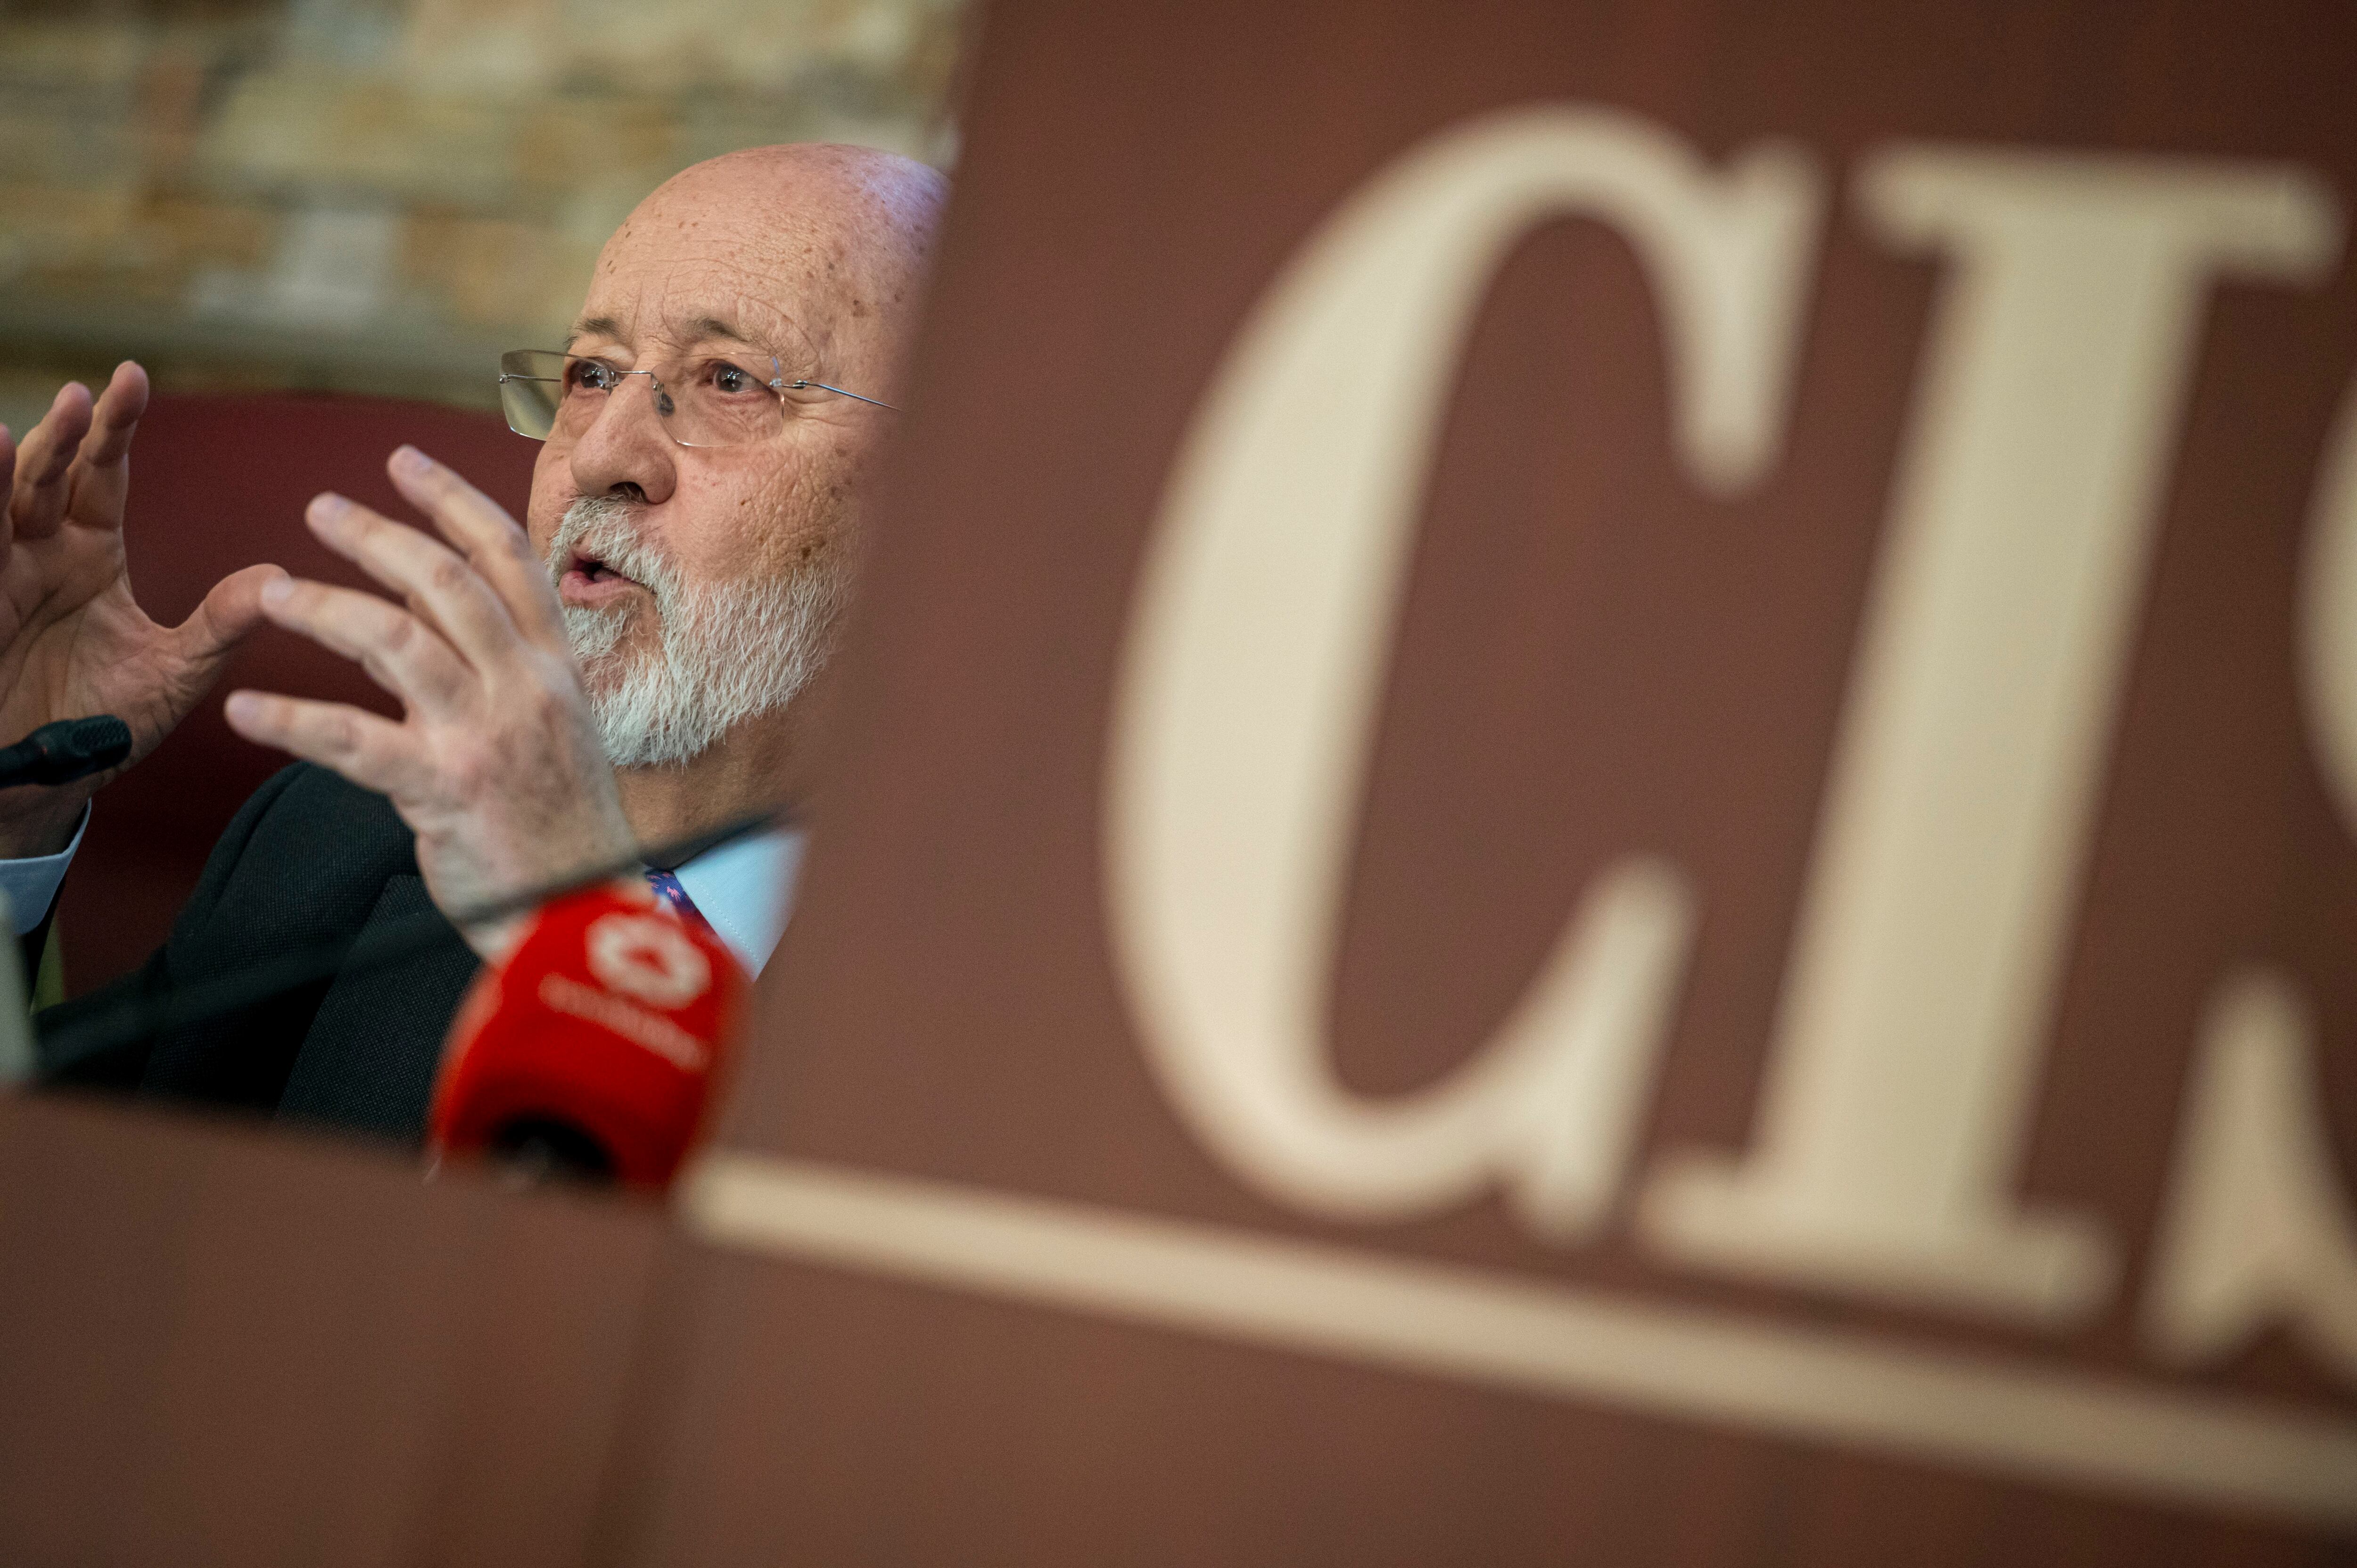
[{"x1": 34, "y1": 809, "x2": 785, "y2": 1067}]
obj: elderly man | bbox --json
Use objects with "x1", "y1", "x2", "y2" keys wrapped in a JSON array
[{"x1": 0, "y1": 143, "x2": 945, "y2": 1139}]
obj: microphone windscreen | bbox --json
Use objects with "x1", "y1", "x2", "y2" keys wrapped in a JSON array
[
  {"x1": 58, "y1": 714, "x2": 131, "y2": 769},
  {"x1": 428, "y1": 883, "x2": 750, "y2": 1189}
]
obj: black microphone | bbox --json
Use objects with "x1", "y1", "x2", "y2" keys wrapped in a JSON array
[{"x1": 0, "y1": 715, "x2": 131, "y2": 790}]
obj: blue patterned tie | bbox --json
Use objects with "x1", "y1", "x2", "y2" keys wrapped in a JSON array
[{"x1": 645, "y1": 867, "x2": 710, "y2": 932}]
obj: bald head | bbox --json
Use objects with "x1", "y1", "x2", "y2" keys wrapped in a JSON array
[{"x1": 586, "y1": 144, "x2": 948, "y2": 404}]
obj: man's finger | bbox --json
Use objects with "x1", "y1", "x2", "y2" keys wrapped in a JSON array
[
  {"x1": 385, "y1": 445, "x2": 570, "y2": 652},
  {"x1": 65, "y1": 361, "x2": 151, "y2": 523},
  {"x1": 223, "y1": 690, "x2": 428, "y2": 798},
  {"x1": 8, "y1": 382, "x2": 94, "y2": 542},
  {"x1": 301, "y1": 493, "x2": 521, "y2": 674},
  {"x1": 256, "y1": 574, "x2": 473, "y2": 717}
]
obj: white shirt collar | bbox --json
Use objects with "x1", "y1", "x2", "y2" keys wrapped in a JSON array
[{"x1": 671, "y1": 827, "x2": 803, "y2": 975}]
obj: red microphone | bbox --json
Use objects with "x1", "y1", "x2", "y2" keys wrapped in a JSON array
[{"x1": 428, "y1": 883, "x2": 749, "y2": 1190}]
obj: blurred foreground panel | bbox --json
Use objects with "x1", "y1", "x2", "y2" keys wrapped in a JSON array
[
  {"x1": 627, "y1": 0, "x2": 2357, "y2": 1562},
  {"x1": 0, "y1": 1095, "x2": 661, "y2": 1567}
]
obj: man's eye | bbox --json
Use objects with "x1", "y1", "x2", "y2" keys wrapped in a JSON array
[
  {"x1": 709, "y1": 362, "x2": 754, "y2": 395},
  {"x1": 566, "y1": 361, "x2": 619, "y2": 393}
]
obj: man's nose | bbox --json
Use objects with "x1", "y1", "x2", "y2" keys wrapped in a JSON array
[{"x1": 567, "y1": 376, "x2": 679, "y2": 505}]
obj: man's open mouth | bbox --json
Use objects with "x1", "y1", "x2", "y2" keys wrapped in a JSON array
[{"x1": 560, "y1": 550, "x2": 646, "y2": 602}]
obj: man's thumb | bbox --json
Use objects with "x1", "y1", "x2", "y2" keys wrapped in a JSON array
[{"x1": 173, "y1": 563, "x2": 289, "y2": 669}]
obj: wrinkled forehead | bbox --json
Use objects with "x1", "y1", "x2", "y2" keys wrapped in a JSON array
[{"x1": 571, "y1": 201, "x2": 847, "y2": 369}]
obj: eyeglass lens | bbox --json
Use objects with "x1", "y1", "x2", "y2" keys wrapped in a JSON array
[{"x1": 497, "y1": 351, "x2": 801, "y2": 448}]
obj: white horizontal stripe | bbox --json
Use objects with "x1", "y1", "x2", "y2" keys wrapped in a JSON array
[{"x1": 682, "y1": 1153, "x2": 2357, "y2": 1533}]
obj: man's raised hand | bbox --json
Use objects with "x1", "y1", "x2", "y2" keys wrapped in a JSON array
[
  {"x1": 0, "y1": 362, "x2": 283, "y2": 857},
  {"x1": 223, "y1": 445, "x2": 635, "y2": 960}
]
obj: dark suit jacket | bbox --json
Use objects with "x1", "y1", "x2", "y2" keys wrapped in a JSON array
[{"x1": 34, "y1": 763, "x2": 480, "y2": 1144}]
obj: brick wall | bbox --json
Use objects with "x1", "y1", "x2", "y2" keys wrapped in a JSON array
[{"x1": 0, "y1": 0, "x2": 967, "y2": 435}]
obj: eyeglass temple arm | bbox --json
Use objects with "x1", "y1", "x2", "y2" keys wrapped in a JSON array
[{"x1": 778, "y1": 378, "x2": 900, "y2": 411}]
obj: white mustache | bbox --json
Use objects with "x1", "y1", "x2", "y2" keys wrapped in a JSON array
[{"x1": 548, "y1": 495, "x2": 678, "y2": 606}]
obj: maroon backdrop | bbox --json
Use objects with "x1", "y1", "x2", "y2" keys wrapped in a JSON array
[{"x1": 66, "y1": 394, "x2": 536, "y2": 993}]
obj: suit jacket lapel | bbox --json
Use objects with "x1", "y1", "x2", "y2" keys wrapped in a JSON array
[{"x1": 275, "y1": 874, "x2": 479, "y2": 1142}]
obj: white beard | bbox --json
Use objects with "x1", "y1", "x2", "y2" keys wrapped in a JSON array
[{"x1": 546, "y1": 494, "x2": 850, "y2": 769}]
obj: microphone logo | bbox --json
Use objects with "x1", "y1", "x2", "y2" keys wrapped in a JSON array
[{"x1": 587, "y1": 912, "x2": 713, "y2": 1009}]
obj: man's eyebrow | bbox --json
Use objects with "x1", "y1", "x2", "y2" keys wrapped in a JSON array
[
  {"x1": 685, "y1": 315, "x2": 752, "y2": 345},
  {"x1": 564, "y1": 311, "x2": 800, "y2": 361},
  {"x1": 683, "y1": 315, "x2": 822, "y2": 368},
  {"x1": 565, "y1": 315, "x2": 624, "y2": 350}
]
